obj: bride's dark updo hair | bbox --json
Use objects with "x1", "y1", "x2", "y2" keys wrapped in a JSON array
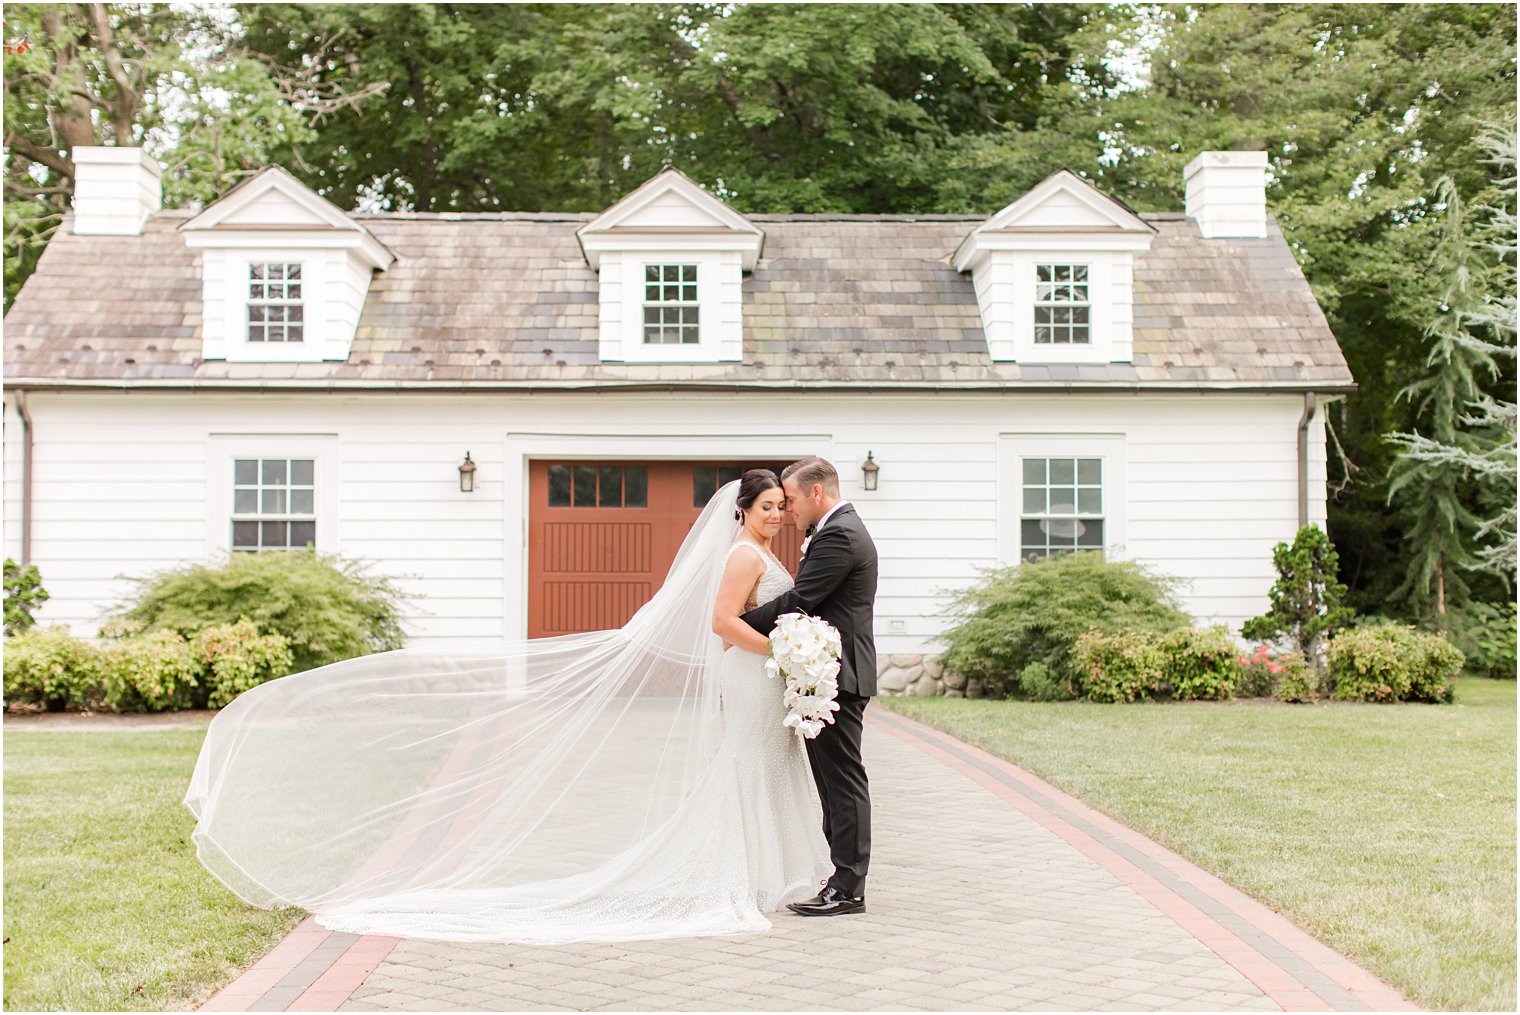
[{"x1": 734, "y1": 469, "x2": 781, "y2": 521}]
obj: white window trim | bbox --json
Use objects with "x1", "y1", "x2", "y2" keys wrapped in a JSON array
[
  {"x1": 997, "y1": 432, "x2": 1127, "y2": 566},
  {"x1": 613, "y1": 251, "x2": 727, "y2": 362},
  {"x1": 206, "y1": 433, "x2": 339, "y2": 556}
]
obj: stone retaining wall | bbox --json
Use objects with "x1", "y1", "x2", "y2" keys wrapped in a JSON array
[{"x1": 875, "y1": 654, "x2": 983, "y2": 698}]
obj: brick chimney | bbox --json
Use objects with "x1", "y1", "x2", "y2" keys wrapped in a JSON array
[
  {"x1": 71, "y1": 146, "x2": 162, "y2": 236},
  {"x1": 1183, "y1": 150, "x2": 1267, "y2": 239}
]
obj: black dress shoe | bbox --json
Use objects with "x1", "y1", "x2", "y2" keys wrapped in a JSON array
[{"x1": 786, "y1": 884, "x2": 865, "y2": 917}]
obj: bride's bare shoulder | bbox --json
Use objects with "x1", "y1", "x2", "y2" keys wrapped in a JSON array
[{"x1": 722, "y1": 540, "x2": 766, "y2": 573}]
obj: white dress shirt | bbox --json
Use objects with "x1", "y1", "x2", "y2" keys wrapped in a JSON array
[{"x1": 814, "y1": 499, "x2": 851, "y2": 533}]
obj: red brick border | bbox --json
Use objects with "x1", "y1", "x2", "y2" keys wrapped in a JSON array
[
  {"x1": 868, "y1": 707, "x2": 1422, "y2": 1012},
  {"x1": 197, "y1": 917, "x2": 400, "y2": 1012}
]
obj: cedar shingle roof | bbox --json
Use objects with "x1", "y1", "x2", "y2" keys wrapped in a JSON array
[{"x1": 2, "y1": 209, "x2": 1355, "y2": 391}]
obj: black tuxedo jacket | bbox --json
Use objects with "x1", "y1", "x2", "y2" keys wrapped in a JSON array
[{"x1": 741, "y1": 503, "x2": 879, "y2": 697}]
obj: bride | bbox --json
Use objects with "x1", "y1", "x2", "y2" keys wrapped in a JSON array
[{"x1": 183, "y1": 471, "x2": 831, "y2": 943}]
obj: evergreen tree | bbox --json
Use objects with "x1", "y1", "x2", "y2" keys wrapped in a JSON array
[{"x1": 1385, "y1": 127, "x2": 1517, "y2": 602}]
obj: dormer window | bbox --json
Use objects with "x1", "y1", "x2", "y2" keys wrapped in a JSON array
[
  {"x1": 180, "y1": 164, "x2": 394, "y2": 364},
  {"x1": 1034, "y1": 264, "x2": 1090, "y2": 346},
  {"x1": 643, "y1": 264, "x2": 700, "y2": 345},
  {"x1": 954, "y1": 170, "x2": 1154, "y2": 363},
  {"x1": 577, "y1": 167, "x2": 762, "y2": 364},
  {"x1": 247, "y1": 263, "x2": 305, "y2": 343}
]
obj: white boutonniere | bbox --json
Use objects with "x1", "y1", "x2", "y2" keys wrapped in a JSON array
[{"x1": 799, "y1": 526, "x2": 817, "y2": 559}]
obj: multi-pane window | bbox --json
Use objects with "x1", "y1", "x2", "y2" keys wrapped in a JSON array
[
  {"x1": 692, "y1": 466, "x2": 745, "y2": 508},
  {"x1": 232, "y1": 458, "x2": 315, "y2": 551},
  {"x1": 247, "y1": 263, "x2": 304, "y2": 343},
  {"x1": 1020, "y1": 457, "x2": 1103, "y2": 560},
  {"x1": 643, "y1": 264, "x2": 699, "y2": 345},
  {"x1": 547, "y1": 464, "x2": 649, "y2": 508},
  {"x1": 1034, "y1": 264, "x2": 1090, "y2": 345}
]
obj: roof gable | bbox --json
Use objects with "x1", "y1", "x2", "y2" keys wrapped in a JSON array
[
  {"x1": 577, "y1": 167, "x2": 764, "y2": 269},
  {"x1": 181, "y1": 165, "x2": 356, "y2": 232},
  {"x1": 177, "y1": 165, "x2": 395, "y2": 269},
  {"x1": 954, "y1": 170, "x2": 1154, "y2": 270}
]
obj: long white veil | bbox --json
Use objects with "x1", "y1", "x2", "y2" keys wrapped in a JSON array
[{"x1": 183, "y1": 480, "x2": 753, "y2": 941}]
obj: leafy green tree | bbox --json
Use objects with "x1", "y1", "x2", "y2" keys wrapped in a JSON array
[
  {"x1": 233, "y1": 2, "x2": 1112, "y2": 213},
  {"x1": 3, "y1": 557, "x2": 49, "y2": 636},
  {"x1": 1241, "y1": 525, "x2": 1356, "y2": 669},
  {"x1": 3, "y1": 3, "x2": 382, "y2": 308}
]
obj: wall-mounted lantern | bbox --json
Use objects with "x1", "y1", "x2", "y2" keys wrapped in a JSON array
[
  {"x1": 459, "y1": 451, "x2": 477, "y2": 493},
  {"x1": 861, "y1": 451, "x2": 880, "y2": 492}
]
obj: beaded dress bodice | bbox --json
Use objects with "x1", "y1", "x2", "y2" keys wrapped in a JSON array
[{"x1": 728, "y1": 541, "x2": 794, "y2": 612}]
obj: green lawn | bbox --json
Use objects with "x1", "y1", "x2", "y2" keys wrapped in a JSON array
[
  {"x1": 877, "y1": 677, "x2": 1517, "y2": 1012},
  {"x1": 3, "y1": 722, "x2": 306, "y2": 1012}
]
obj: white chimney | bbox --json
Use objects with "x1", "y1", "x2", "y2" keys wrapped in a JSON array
[
  {"x1": 71, "y1": 146, "x2": 162, "y2": 236},
  {"x1": 1183, "y1": 150, "x2": 1267, "y2": 238}
]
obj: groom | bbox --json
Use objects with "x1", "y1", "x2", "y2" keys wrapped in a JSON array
[{"x1": 742, "y1": 456, "x2": 877, "y2": 916}]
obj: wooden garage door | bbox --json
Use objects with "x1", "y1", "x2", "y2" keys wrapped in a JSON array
[{"x1": 528, "y1": 461, "x2": 804, "y2": 637}]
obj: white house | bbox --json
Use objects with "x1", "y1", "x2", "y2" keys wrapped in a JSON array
[{"x1": 3, "y1": 147, "x2": 1353, "y2": 694}]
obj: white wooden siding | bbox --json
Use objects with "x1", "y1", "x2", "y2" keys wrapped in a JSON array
[{"x1": 6, "y1": 391, "x2": 1337, "y2": 656}]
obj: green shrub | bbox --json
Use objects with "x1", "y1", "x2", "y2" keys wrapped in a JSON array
[
  {"x1": 1241, "y1": 524, "x2": 1355, "y2": 669},
  {"x1": 3, "y1": 558, "x2": 50, "y2": 636},
  {"x1": 99, "y1": 629, "x2": 203, "y2": 712},
  {"x1": 106, "y1": 548, "x2": 412, "y2": 672},
  {"x1": 938, "y1": 551, "x2": 1190, "y2": 699},
  {"x1": 1015, "y1": 660, "x2": 1075, "y2": 701},
  {"x1": 1072, "y1": 627, "x2": 1166, "y2": 703},
  {"x1": 1325, "y1": 623, "x2": 1464, "y2": 703},
  {"x1": 1445, "y1": 600, "x2": 1518, "y2": 680},
  {"x1": 3, "y1": 625, "x2": 105, "y2": 710},
  {"x1": 1273, "y1": 654, "x2": 1319, "y2": 702},
  {"x1": 192, "y1": 619, "x2": 295, "y2": 708},
  {"x1": 1158, "y1": 625, "x2": 1242, "y2": 700}
]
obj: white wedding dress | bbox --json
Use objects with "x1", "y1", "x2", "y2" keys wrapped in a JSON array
[{"x1": 184, "y1": 482, "x2": 831, "y2": 945}]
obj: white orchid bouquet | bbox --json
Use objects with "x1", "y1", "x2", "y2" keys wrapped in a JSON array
[{"x1": 763, "y1": 612, "x2": 843, "y2": 738}]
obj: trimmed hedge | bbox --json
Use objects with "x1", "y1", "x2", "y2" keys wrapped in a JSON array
[
  {"x1": 4, "y1": 619, "x2": 293, "y2": 712},
  {"x1": 1070, "y1": 624, "x2": 1242, "y2": 704},
  {"x1": 1325, "y1": 623, "x2": 1464, "y2": 703}
]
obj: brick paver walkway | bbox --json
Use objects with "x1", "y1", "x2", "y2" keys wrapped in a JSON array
[{"x1": 198, "y1": 710, "x2": 1420, "y2": 1012}]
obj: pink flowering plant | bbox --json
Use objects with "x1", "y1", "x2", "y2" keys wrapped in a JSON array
[{"x1": 1237, "y1": 643, "x2": 1287, "y2": 697}]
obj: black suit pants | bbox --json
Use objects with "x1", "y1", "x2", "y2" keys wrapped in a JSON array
[{"x1": 804, "y1": 687, "x2": 871, "y2": 897}]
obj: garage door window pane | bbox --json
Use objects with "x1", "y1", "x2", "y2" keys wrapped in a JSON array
[
  {"x1": 599, "y1": 466, "x2": 622, "y2": 506},
  {"x1": 548, "y1": 465, "x2": 571, "y2": 506},
  {"x1": 573, "y1": 465, "x2": 597, "y2": 507},
  {"x1": 624, "y1": 467, "x2": 647, "y2": 507},
  {"x1": 692, "y1": 466, "x2": 715, "y2": 508}
]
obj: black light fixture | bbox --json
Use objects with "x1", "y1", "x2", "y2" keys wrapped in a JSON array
[
  {"x1": 861, "y1": 451, "x2": 880, "y2": 492},
  {"x1": 458, "y1": 451, "x2": 477, "y2": 493}
]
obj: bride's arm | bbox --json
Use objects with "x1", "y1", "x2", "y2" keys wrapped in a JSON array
[{"x1": 712, "y1": 552, "x2": 772, "y2": 654}]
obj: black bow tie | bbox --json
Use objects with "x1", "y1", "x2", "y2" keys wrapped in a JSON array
[{"x1": 806, "y1": 524, "x2": 817, "y2": 537}]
